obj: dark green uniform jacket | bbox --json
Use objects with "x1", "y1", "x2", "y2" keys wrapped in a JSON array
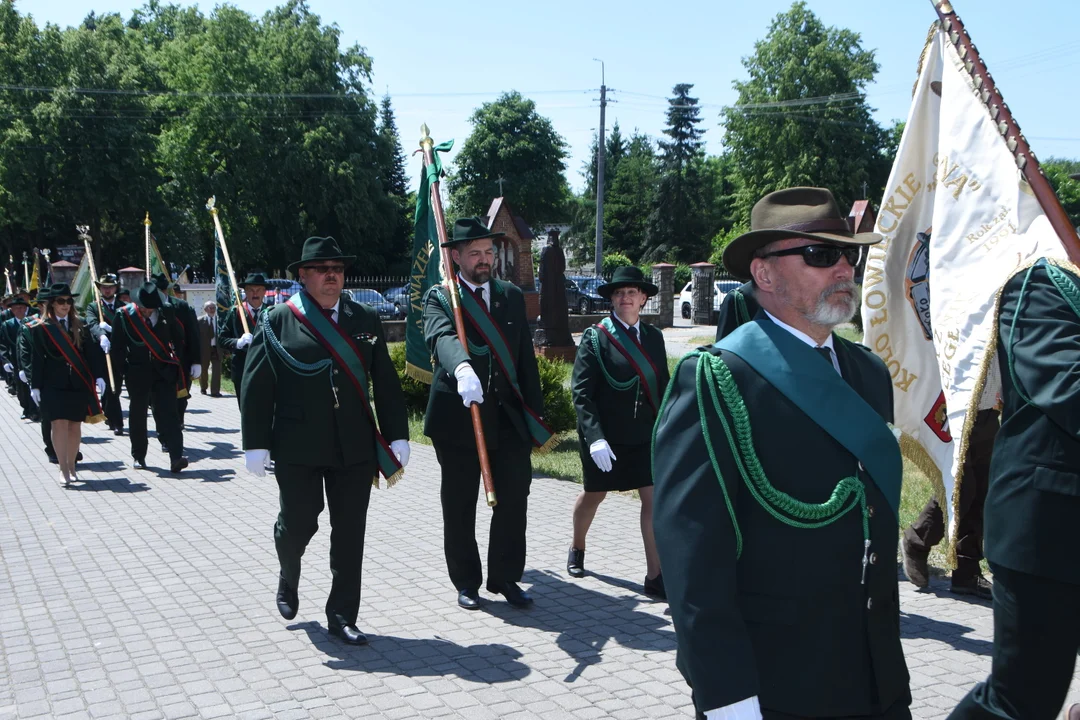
[
  {"x1": 110, "y1": 306, "x2": 183, "y2": 388},
  {"x1": 217, "y1": 303, "x2": 261, "y2": 388},
  {"x1": 0, "y1": 315, "x2": 28, "y2": 369},
  {"x1": 85, "y1": 298, "x2": 122, "y2": 341},
  {"x1": 986, "y1": 260, "x2": 1080, "y2": 585},
  {"x1": 169, "y1": 297, "x2": 200, "y2": 369},
  {"x1": 572, "y1": 320, "x2": 669, "y2": 447},
  {"x1": 653, "y1": 323, "x2": 908, "y2": 717},
  {"x1": 30, "y1": 321, "x2": 105, "y2": 395},
  {"x1": 241, "y1": 295, "x2": 408, "y2": 467},
  {"x1": 422, "y1": 278, "x2": 543, "y2": 450},
  {"x1": 715, "y1": 282, "x2": 759, "y2": 342}
]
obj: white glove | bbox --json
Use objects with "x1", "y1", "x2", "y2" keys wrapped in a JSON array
[
  {"x1": 98, "y1": 335, "x2": 111, "y2": 353},
  {"x1": 99, "y1": 322, "x2": 112, "y2": 333},
  {"x1": 236, "y1": 333, "x2": 253, "y2": 350},
  {"x1": 95, "y1": 378, "x2": 106, "y2": 395},
  {"x1": 30, "y1": 388, "x2": 40, "y2": 406},
  {"x1": 390, "y1": 439, "x2": 411, "y2": 468},
  {"x1": 590, "y1": 439, "x2": 617, "y2": 473},
  {"x1": 2, "y1": 363, "x2": 11, "y2": 373},
  {"x1": 190, "y1": 364, "x2": 202, "y2": 379},
  {"x1": 245, "y1": 449, "x2": 270, "y2": 477},
  {"x1": 454, "y1": 363, "x2": 484, "y2": 407},
  {"x1": 18, "y1": 370, "x2": 28, "y2": 383}
]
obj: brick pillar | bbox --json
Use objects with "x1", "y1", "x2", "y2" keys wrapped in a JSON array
[
  {"x1": 691, "y1": 262, "x2": 716, "y2": 326},
  {"x1": 649, "y1": 263, "x2": 674, "y2": 329}
]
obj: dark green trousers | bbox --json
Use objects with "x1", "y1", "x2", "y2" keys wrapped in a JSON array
[
  {"x1": 274, "y1": 461, "x2": 374, "y2": 625},
  {"x1": 128, "y1": 376, "x2": 183, "y2": 462},
  {"x1": 948, "y1": 563, "x2": 1080, "y2": 720},
  {"x1": 433, "y1": 420, "x2": 532, "y2": 592}
]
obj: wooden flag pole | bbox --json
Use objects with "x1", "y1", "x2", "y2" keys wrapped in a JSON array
[
  {"x1": 77, "y1": 225, "x2": 117, "y2": 392},
  {"x1": 143, "y1": 213, "x2": 152, "y2": 281},
  {"x1": 930, "y1": 0, "x2": 1080, "y2": 264},
  {"x1": 420, "y1": 123, "x2": 497, "y2": 508},
  {"x1": 205, "y1": 197, "x2": 250, "y2": 335}
]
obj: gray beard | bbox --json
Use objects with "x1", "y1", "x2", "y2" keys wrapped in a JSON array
[{"x1": 806, "y1": 282, "x2": 858, "y2": 327}]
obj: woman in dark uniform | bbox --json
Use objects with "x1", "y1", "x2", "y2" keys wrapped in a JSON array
[
  {"x1": 568, "y1": 267, "x2": 670, "y2": 598},
  {"x1": 30, "y1": 284, "x2": 106, "y2": 486}
]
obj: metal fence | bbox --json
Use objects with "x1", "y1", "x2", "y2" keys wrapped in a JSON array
[{"x1": 343, "y1": 275, "x2": 409, "y2": 297}]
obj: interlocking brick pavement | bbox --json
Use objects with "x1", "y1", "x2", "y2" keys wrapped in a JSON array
[{"x1": 0, "y1": 387, "x2": 1076, "y2": 719}]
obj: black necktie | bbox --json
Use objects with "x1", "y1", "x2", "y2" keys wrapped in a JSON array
[
  {"x1": 472, "y1": 286, "x2": 485, "y2": 307},
  {"x1": 626, "y1": 325, "x2": 638, "y2": 344},
  {"x1": 321, "y1": 307, "x2": 336, "y2": 325},
  {"x1": 815, "y1": 346, "x2": 835, "y2": 369}
]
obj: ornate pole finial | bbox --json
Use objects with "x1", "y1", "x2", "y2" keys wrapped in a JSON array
[
  {"x1": 419, "y1": 123, "x2": 433, "y2": 150},
  {"x1": 143, "y1": 212, "x2": 151, "y2": 227},
  {"x1": 206, "y1": 196, "x2": 218, "y2": 216},
  {"x1": 76, "y1": 224, "x2": 90, "y2": 241}
]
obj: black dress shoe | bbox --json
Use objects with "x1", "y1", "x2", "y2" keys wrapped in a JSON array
[
  {"x1": 113, "y1": 428, "x2": 125, "y2": 436},
  {"x1": 48, "y1": 455, "x2": 59, "y2": 464},
  {"x1": 276, "y1": 576, "x2": 298, "y2": 620},
  {"x1": 75, "y1": 452, "x2": 83, "y2": 462},
  {"x1": 160, "y1": 443, "x2": 169, "y2": 453},
  {"x1": 170, "y1": 456, "x2": 189, "y2": 473},
  {"x1": 457, "y1": 589, "x2": 481, "y2": 610},
  {"x1": 644, "y1": 572, "x2": 667, "y2": 600},
  {"x1": 567, "y1": 547, "x2": 586, "y2": 578},
  {"x1": 132, "y1": 457, "x2": 147, "y2": 470},
  {"x1": 486, "y1": 581, "x2": 533, "y2": 608},
  {"x1": 950, "y1": 573, "x2": 993, "y2": 601},
  {"x1": 327, "y1": 621, "x2": 368, "y2": 645}
]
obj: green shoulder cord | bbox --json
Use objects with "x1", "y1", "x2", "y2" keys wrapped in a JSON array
[
  {"x1": 733, "y1": 290, "x2": 751, "y2": 325},
  {"x1": 1007, "y1": 262, "x2": 1080, "y2": 409},
  {"x1": 587, "y1": 328, "x2": 642, "y2": 416},
  {"x1": 261, "y1": 309, "x2": 342, "y2": 405},
  {"x1": 694, "y1": 351, "x2": 870, "y2": 578}
]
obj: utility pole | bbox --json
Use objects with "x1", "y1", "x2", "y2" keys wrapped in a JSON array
[{"x1": 593, "y1": 58, "x2": 606, "y2": 276}]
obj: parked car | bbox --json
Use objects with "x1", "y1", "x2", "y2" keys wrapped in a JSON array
[
  {"x1": 384, "y1": 285, "x2": 409, "y2": 311},
  {"x1": 679, "y1": 280, "x2": 741, "y2": 320},
  {"x1": 566, "y1": 276, "x2": 612, "y2": 315},
  {"x1": 349, "y1": 288, "x2": 404, "y2": 320},
  {"x1": 262, "y1": 278, "x2": 302, "y2": 306}
]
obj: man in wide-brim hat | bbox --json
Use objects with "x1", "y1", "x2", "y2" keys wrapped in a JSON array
[
  {"x1": 241, "y1": 236, "x2": 410, "y2": 646},
  {"x1": 110, "y1": 281, "x2": 189, "y2": 473},
  {"x1": 1, "y1": 294, "x2": 31, "y2": 407},
  {"x1": 218, "y1": 272, "x2": 270, "y2": 407},
  {"x1": 422, "y1": 217, "x2": 549, "y2": 612},
  {"x1": 86, "y1": 272, "x2": 125, "y2": 435},
  {"x1": 654, "y1": 187, "x2": 911, "y2": 718}
]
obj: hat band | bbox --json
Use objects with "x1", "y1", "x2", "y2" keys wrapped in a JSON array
[{"x1": 773, "y1": 218, "x2": 852, "y2": 235}]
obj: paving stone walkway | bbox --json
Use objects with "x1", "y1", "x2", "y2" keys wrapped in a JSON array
[{"x1": 0, "y1": 383, "x2": 1076, "y2": 719}]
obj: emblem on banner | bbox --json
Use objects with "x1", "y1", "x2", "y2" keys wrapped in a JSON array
[{"x1": 905, "y1": 228, "x2": 933, "y2": 341}]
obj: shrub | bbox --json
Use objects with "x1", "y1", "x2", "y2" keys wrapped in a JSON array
[
  {"x1": 601, "y1": 252, "x2": 634, "y2": 277},
  {"x1": 673, "y1": 263, "x2": 692, "y2": 291},
  {"x1": 536, "y1": 355, "x2": 576, "y2": 434},
  {"x1": 388, "y1": 341, "x2": 431, "y2": 416}
]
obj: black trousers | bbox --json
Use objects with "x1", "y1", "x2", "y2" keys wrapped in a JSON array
[
  {"x1": 947, "y1": 563, "x2": 1080, "y2": 720},
  {"x1": 274, "y1": 461, "x2": 374, "y2": 625},
  {"x1": 433, "y1": 420, "x2": 532, "y2": 592},
  {"x1": 177, "y1": 377, "x2": 193, "y2": 427},
  {"x1": 905, "y1": 409, "x2": 998, "y2": 577},
  {"x1": 102, "y1": 370, "x2": 124, "y2": 430},
  {"x1": 692, "y1": 692, "x2": 912, "y2": 719},
  {"x1": 127, "y1": 376, "x2": 184, "y2": 461},
  {"x1": 16, "y1": 377, "x2": 35, "y2": 417},
  {"x1": 40, "y1": 410, "x2": 53, "y2": 458}
]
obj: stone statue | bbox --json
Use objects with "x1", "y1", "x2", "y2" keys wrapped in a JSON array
[{"x1": 536, "y1": 230, "x2": 572, "y2": 347}]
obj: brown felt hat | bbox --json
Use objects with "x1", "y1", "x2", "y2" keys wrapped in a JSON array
[{"x1": 722, "y1": 187, "x2": 882, "y2": 280}]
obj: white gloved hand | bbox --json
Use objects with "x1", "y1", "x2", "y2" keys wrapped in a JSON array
[
  {"x1": 95, "y1": 378, "x2": 106, "y2": 395},
  {"x1": 99, "y1": 322, "x2": 112, "y2": 333},
  {"x1": 590, "y1": 439, "x2": 617, "y2": 473},
  {"x1": 236, "y1": 333, "x2": 254, "y2": 350},
  {"x1": 30, "y1": 388, "x2": 41, "y2": 406},
  {"x1": 245, "y1": 449, "x2": 270, "y2": 477},
  {"x1": 190, "y1": 364, "x2": 202, "y2": 379},
  {"x1": 390, "y1": 439, "x2": 411, "y2": 468},
  {"x1": 2, "y1": 363, "x2": 12, "y2": 373},
  {"x1": 454, "y1": 362, "x2": 484, "y2": 407},
  {"x1": 98, "y1": 335, "x2": 111, "y2": 353},
  {"x1": 18, "y1": 370, "x2": 28, "y2": 384}
]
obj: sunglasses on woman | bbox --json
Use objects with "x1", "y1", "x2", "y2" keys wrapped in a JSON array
[
  {"x1": 52, "y1": 297, "x2": 74, "y2": 306},
  {"x1": 763, "y1": 244, "x2": 864, "y2": 269}
]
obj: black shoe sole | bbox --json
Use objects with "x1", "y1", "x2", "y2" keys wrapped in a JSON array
[{"x1": 277, "y1": 602, "x2": 298, "y2": 620}]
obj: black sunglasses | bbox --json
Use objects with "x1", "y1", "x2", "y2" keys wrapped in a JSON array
[
  {"x1": 762, "y1": 244, "x2": 864, "y2": 269},
  {"x1": 52, "y1": 297, "x2": 74, "y2": 305}
]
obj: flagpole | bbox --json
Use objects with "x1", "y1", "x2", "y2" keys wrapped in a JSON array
[
  {"x1": 205, "y1": 197, "x2": 250, "y2": 336},
  {"x1": 143, "y1": 213, "x2": 152, "y2": 281},
  {"x1": 930, "y1": 0, "x2": 1080, "y2": 264},
  {"x1": 22, "y1": 252, "x2": 29, "y2": 291},
  {"x1": 77, "y1": 226, "x2": 117, "y2": 392},
  {"x1": 420, "y1": 123, "x2": 497, "y2": 508}
]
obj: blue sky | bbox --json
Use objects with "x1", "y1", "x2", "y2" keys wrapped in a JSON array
[{"x1": 19, "y1": 0, "x2": 1080, "y2": 193}]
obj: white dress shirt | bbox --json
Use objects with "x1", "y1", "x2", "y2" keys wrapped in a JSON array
[
  {"x1": 612, "y1": 312, "x2": 641, "y2": 338},
  {"x1": 764, "y1": 310, "x2": 841, "y2": 376},
  {"x1": 457, "y1": 275, "x2": 491, "y2": 311},
  {"x1": 209, "y1": 314, "x2": 217, "y2": 347}
]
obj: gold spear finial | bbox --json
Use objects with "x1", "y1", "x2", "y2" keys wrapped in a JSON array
[
  {"x1": 206, "y1": 196, "x2": 218, "y2": 216},
  {"x1": 419, "y1": 123, "x2": 433, "y2": 150},
  {"x1": 144, "y1": 212, "x2": 151, "y2": 227}
]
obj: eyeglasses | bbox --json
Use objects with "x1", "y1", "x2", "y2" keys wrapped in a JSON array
[
  {"x1": 762, "y1": 244, "x2": 864, "y2": 269},
  {"x1": 303, "y1": 264, "x2": 345, "y2": 275},
  {"x1": 52, "y1": 297, "x2": 74, "y2": 306}
]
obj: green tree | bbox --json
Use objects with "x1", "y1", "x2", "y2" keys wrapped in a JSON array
[
  {"x1": 722, "y1": 1, "x2": 888, "y2": 223},
  {"x1": 447, "y1": 91, "x2": 570, "y2": 226},
  {"x1": 605, "y1": 132, "x2": 660, "y2": 260},
  {"x1": 1043, "y1": 157, "x2": 1080, "y2": 228},
  {"x1": 648, "y1": 84, "x2": 711, "y2": 263}
]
